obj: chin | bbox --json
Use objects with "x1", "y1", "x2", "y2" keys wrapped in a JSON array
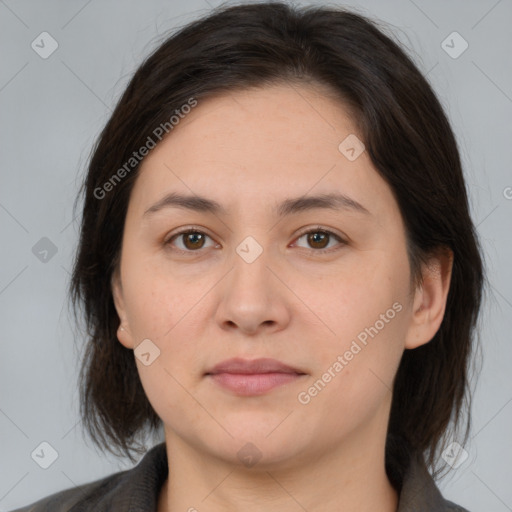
[{"x1": 213, "y1": 425, "x2": 310, "y2": 470}]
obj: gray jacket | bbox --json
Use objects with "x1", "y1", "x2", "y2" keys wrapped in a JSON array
[{"x1": 10, "y1": 442, "x2": 469, "y2": 511}]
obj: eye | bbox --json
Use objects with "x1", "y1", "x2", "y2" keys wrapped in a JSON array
[
  {"x1": 292, "y1": 227, "x2": 346, "y2": 253},
  {"x1": 165, "y1": 228, "x2": 217, "y2": 252},
  {"x1": 164, "y1": 226, "x2": 346, "y2": 254}
]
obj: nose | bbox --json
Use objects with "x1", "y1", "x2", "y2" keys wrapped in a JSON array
[{"x1": 214, "y1": 246, "x2": 291, "y2": 336}]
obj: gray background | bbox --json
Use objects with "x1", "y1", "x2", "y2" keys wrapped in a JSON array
[{"x1": 1, "y1": 0, "x2": 511, "y2": 510}]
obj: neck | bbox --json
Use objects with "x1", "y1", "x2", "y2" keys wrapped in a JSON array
[{"x1": 158, "y1": 410, "x2": 398, "y2": 512}]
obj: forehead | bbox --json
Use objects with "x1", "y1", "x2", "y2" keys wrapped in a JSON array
[{"x1": 129, "y1": 83, "x2": 398, "y2": 223}]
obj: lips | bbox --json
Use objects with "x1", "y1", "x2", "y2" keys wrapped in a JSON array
[
  {"x1": 205, "y1": 357, "x2": 307, "y2": 396},
  {"x1": 205, "y1": 357, "x2": 305, "y2": 376}
]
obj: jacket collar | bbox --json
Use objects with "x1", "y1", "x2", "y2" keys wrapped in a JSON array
[
  {"x1": 396, "y1": 451, "x2": 451, "y2": 511},
  {"x1": 118, "y1": 442, "x2": 453, "y2": 512}
]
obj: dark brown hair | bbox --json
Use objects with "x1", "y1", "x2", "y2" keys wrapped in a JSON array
[{"x1": 69, "y1": 1, "x2": 485, "y2": 486}]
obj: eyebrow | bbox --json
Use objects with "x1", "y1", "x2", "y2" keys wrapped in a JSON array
[{"x1": 143, "y1": 191, "x2": 371, "y2": 218}]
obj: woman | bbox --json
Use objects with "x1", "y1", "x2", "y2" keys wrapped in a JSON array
[{"x1": 12, "y1": 2, "x2": 484, "y2": 511}]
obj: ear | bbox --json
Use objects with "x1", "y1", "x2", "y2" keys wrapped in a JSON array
[
  {"x1": 111, "y1": 267, "x2": 135, "y2": 349},
  {"x1": 404, "y1": 248, "x2": 454, "y2": 349}
]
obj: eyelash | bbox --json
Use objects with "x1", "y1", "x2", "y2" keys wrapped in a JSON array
[{"x1": 164, "y1": 226, "x2": 347, "y2": 255}]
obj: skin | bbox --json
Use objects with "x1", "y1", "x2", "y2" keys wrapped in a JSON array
[{"x1": 111, "y1": 83, "x2": 453, "y2": 512}]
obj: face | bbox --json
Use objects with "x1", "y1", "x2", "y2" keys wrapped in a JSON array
[{"x1": 111, "y1": 83, "x2": 440, "y2": 469}]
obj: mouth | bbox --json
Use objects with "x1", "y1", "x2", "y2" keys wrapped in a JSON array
[{"x1": 204, "y1": 357, "x2": 307, "y2": 396}]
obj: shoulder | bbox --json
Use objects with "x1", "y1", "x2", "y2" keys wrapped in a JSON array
[
  {"x1": 9, "y1": 442, "x2": 168, "y2": 512},
  {"x1": 397, "y1": 452, "x2": 470, "y2": 512},
  {"x1": 9, "y1": 471, "x2": 126, "y2": 512},
  {"x1": 444, "y1": 500, "x2": 470, "y2": 512}
]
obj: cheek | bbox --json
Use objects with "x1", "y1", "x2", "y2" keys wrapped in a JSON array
[
  {"x1": 319, "y1": 300, "x2": 406, "y2": 390},
  {"x1": 310, "y1": 254, "x2": 406, "y2": 340},
  {"x1": 300, "y1": 257, "x2": 409, "y2": 417},
  {"x1": 297, "y1": 306, "x2": 406, "y2": 441},
  {"x1": 121, "y1": 253, "x2": 203, "y2": 339}
]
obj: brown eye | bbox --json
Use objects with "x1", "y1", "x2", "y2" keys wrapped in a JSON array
[
  {"x1": 182, "y1": 232, "x2": 206, "y2": 250},
  {"x1": 166, "y1": 229, "x2": 215, "y2": 252},
  {"x1": 307, "y1": 231, "x2": 329, "y2": 249},
  {"x1": 165, "y1": 226, "x2": 346, "y2": 255},
  {"x1": 294, "y1": 228, "x2": 346, "y2": 253}
]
